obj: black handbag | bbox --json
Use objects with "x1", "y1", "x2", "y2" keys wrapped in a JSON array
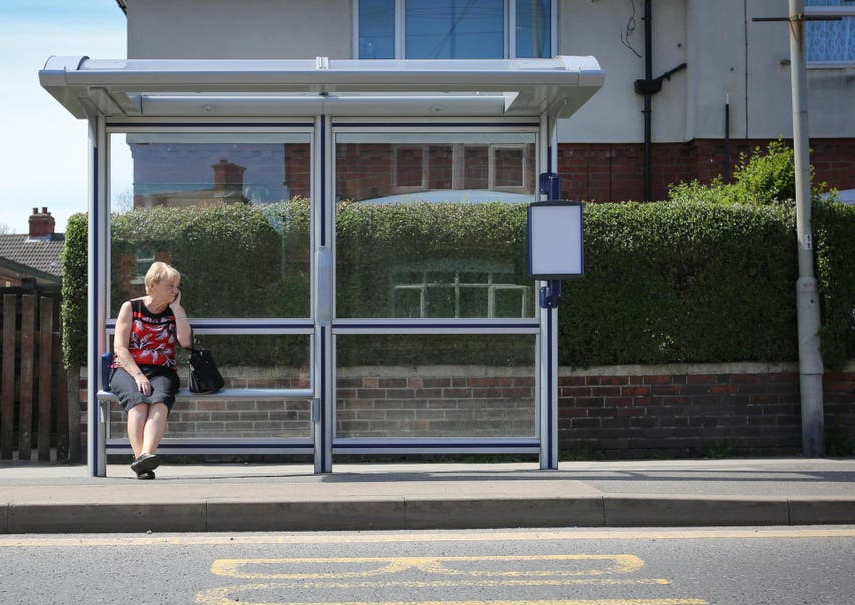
[{"x1": 188, "y1": 348, "x2": 225, "y2": 394}]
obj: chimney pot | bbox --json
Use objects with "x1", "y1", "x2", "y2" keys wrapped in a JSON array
[{"x1": 29, "y1": 207, "x2": 55, "y2": 238}]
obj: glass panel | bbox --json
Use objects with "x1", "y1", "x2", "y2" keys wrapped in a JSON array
[
  {"x1": 405, "y1": 0, "x2": 504, "y2": 59},
  {"x1": 109, "y1": 132, "x2": 312, "y2": 318},
  {"x1": 335, "y1": 131, "x2": 537, "y2": 319},
  {"x1": 336, "y1": 334, "x2": 536, "y2": 439},
  {"x1": 108, "y1": 335, "x2": 312, "y2": 439},
  {"x1": 805, "y1": 0, "x2": 854, "y2": 62},
  {"x1": 359, "y1": 0, "x2": 396, "y2": 58},
  {"x1": 516, "y1": 0, "x2": 551, "y2": 58}
]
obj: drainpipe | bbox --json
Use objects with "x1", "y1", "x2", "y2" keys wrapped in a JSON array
[
  {"x1": 788, "y1": 0, "x2": 824, "y2": 456},
  {"x1": 724, "y1": 93, "x2": 731, "y2": 182},
  {"x1": 634, "y1": 0, "x2": 686, "y2": 202},
  {"x1": 643, "y1": 0, "x2": 652, "y2": 203}
]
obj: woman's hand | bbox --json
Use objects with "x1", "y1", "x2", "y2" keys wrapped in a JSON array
[
  {"x1": 135, "y1": 372, "x2": 152, "y2": 395},
  {"x1": 171, "y1": 290, "x2": 193, "y2": 349}
]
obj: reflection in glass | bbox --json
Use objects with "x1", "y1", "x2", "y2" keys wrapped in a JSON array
[
  {"x1": 359, "y1": 0, "x2": 396, "y2": 58},
  {"x1": 336, "y1": 334, "x2": 536, "y2": 439},
  {"x1": 335, "y1": 132, "x2": 536, "y2": 319},
  {"x1": 406, "y1": 0, "x2": 504, "y2": 59},
  {"x1": 516, "y1": 0, "x2": 551, "y2": 58},
  {"x1": 109, "y1": 133, "x2": 311, "y2": 318}
]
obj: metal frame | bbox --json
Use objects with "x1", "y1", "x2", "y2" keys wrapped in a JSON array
[
  {"x1": 40, "y1": 55, "x2": 604, "y2": 476},
  {"x1": 92, "y1": 123, "x2": 321, "y2": 476},
  {"x1": 327, "y1": 117, "x2": 546, "y2": 466}
]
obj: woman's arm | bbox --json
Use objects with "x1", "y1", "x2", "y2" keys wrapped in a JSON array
[
  {"x1": 171, "y1": 290, "x2": 193, "y2": 349},
  {"x1": 113, "y1": 300, "x2": 151, "y2": 394}
]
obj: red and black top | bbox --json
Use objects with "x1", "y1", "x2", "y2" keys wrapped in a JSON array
[{"x1": 113, "y1": 298, "x2": 178, "y2": 370}]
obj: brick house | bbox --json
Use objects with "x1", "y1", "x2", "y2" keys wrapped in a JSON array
[{"x1": 0, "y1": 208, "x2": 64, "y2": 289}]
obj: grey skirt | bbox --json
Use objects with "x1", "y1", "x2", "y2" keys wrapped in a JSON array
[{"x1": 109, "y1": 365, "x2": 179, "y2": 413}]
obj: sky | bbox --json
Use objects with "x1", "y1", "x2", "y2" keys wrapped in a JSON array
[{"x1": 0, "y1": 0, "x2": 126, "y2": 234}]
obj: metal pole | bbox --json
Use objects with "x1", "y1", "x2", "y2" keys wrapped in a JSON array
[
  {"x1": 788, "y1": 0, "x2": 824, "y2": 457},
  {"x1": 642, "y1": 0, "x2": 652, "y2": 203}
]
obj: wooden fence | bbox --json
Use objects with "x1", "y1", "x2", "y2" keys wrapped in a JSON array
[{"x1": 0, "y1": 289, "x2": 69, "y2": 460}]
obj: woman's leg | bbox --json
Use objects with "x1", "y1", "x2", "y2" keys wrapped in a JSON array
[
  {"x1": 127, "y1": 403, "x2": 150, "y2": 459},
  {"x1": 140, "y1": 402, "x2": 169, "y2": 455}
]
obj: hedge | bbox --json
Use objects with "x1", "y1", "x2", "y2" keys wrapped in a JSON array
[
  {"x1": 560, "y1": 202, "x2": 798, "y2": 365},
  {"x1": 62, "y1": 199, "x2": 854, "y2": 370}
]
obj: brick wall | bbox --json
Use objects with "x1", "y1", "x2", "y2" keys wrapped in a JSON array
[
  {"x1": 335, "y1": 369, "x2": 536, "y2": 439},
  {"x1": 559, "y1": 363, "x2": 855, "y2": 458},
  {"x1": 81, "y1": 362, "x2": 854, "y2": 458},
  {"x1": 105, "y1": 366, "x2": 312, "y2": 439},
  {"x1": 283, "y1": 143, "x2": 311, "y2": 198},
  {"x1": 557, "y1": 138, "x2": 855, "y2": 203}
]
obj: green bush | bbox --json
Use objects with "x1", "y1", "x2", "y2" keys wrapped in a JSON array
[
  {"x1": 62, "y1": 199, "x2": 853, "y2": 370},
  {"x1": 665, "y1": 138, "x2": 853, "y2": 368},
  {"x1": 668, "y1": 139, "x2": 829, "y2": 207},
  {"x1": 559, "y1": 202, "x2": 798, "y2": 365},
  {"x1": 61, "y1": 214, "x2": 88, "y2": 368},
  {"x1": 814, "y1": 200, "x2": 855, "y2": 368}
]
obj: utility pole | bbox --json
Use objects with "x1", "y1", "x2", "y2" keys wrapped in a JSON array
[
  {"x1": 788, "y1": 0, "x2": 824, "y2": 457},
  {"x1": 755, "y1": 1, "x2": 830, "y2": 456}
]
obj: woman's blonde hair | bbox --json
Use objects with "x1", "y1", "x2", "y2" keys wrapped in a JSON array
[{"x1": 144, "y1": 261, "x2": 180, "y2": 294}]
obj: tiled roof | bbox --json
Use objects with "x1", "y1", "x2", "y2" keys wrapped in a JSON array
[{"x1": 0, "y1": 233, "x2": 65, "y2": 278}]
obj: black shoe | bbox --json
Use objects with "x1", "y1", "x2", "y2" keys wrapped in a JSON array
[
  {"x1": 130, "y1": 453, "x2": 160, "y2": 475},
  {"x1": 137, "y1": 470, "x2": 156, "y2": 480}
]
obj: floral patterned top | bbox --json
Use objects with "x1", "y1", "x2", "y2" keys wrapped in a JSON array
[{"x1": 113, "y1": 298, "x2": 177, "y2": 370}]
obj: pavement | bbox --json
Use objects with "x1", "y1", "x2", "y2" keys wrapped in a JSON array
[{"x1": 1, "y1": 458, "x2": 855, "y2": 534}]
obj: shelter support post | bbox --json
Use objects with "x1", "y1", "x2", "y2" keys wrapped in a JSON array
[
  {"x1": 313, "y1": 115, "x2": 334, "y2": 474},
  {"x1": 538, "y1": 116, "x2": 560, "y2": 470},
  {"x1": 87, "y1": 114, "x2": 109, "y2": 477}
]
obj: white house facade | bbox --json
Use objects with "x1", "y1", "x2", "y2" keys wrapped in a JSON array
[{"x1": 118, "y1": 0, "x2": 855, "y2": 202}]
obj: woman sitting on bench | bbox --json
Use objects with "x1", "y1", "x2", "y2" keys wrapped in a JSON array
[{"x1": 109, "y1": 262, "x2": 192, "y2": 479}]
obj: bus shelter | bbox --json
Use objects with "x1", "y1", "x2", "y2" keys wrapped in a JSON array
[{"x1": 40, "y1": 56, "x2": 604, "y2": 476}]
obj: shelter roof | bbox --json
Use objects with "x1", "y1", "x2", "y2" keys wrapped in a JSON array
[{"x1": 39, "y1": 56, "x2": 604, "y2": 123}]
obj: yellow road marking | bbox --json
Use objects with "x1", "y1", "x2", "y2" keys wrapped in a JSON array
[
  {"x1": 211, "y1": 555, "x2": 645, "y2": 580},
  {"x1": 195, "y1": 578, "x2": 670, "y2": 589},
  {"x1": 2, "y1": 527, "x2": 853, "y2": 548},
  {"x1": 195, "y1": 590, "x2": 707, "y2": 605}
]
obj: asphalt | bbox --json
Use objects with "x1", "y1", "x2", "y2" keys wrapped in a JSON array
[{"x1": 1, "y1": 458, "x2": 855, "y2": 534}]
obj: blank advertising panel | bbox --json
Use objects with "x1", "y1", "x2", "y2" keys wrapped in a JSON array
[{"x1": 527, "y1": 202, "x2": 584, "y2": 279}]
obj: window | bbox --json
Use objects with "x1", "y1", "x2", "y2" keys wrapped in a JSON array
[
  {"x1": 386, "y1": 142, "x2": 529, "y2": 194},
  {"x1": 132, "y1": 247, "x2": 155, "y2": 284},
  {"x1": 356, "y1": 0, "x2": 553, "y2": 59},
  {"x1": 805, "y1": 0, "x2": 855, "y2": 63},
  {"x1": 391, "y1": 263, "x2": 532, "y2": 318}
]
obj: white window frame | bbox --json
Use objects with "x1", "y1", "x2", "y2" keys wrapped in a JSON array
[
  {"x1": 389, "y1": 142, "x2": 530, "y2": 194},
  {"x1": 353, "y1": 0, "x2": 557, "y2": 60},
  {"x1": 804, "y1": 2, "x2": 855, "y2": 68},
  {"x1": 488, "y1": 143, "x2": 530, "y2": 193},
  {"x1": 391, "y1": 144, "x2": 429, "y2": 193},
  {"x1": 390, "y1": 264, "x2": 532, "y2": 319}
]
